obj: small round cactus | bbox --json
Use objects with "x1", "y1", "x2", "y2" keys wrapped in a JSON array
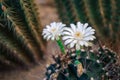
[
  {"x1": 43, "y1": 22, "x2": 120, "y2": 80},
  {"x1": 45, "y1": 47, "x2": 120, "y2": 80}
]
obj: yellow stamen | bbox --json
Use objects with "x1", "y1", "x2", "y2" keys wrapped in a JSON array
[
  {"x1": 51, "y1": 28, "x2": 56, "y2": 32},
  {"x1": 74, "y1": 32, "x2": 83, "y2": 39}
]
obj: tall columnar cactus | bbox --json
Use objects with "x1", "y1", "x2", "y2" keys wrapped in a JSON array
[
  {"x1": 0, "y1": 0, "x2": 46, "y2": 70},
  {"x1": 54, "y1": 0, "x2": 120, "y2": 50}
]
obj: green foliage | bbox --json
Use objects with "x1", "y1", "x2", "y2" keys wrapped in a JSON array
[
  {"x1": 0, "y1": 0, "x2": 46, "y2": 70},
  {"x1": 55, "y1": 0, "x2": 120, "y2": 43}
]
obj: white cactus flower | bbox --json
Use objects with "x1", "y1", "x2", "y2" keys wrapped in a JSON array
[
  {"x1": 42, "y1": 22, "x2": 66, "y2": 41},
  {"x1": 62, "y1": 22, "x2": 96, "y2": 50}
]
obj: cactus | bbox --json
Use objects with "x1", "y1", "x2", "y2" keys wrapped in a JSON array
[
  {"x1": 0, "y1": 0, "x2": 46, "y2": 70},
  {"x1": 45, "y1": 46, "x2": 120, "y2": 80},
  {"x1": 54, "y1": 0, "x2": 120, "y2": 49},
  {"x1": 43, "y1": 21, "x2": 120, "y2": 80}
]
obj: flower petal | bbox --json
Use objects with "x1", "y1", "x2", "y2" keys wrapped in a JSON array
[
  {"x1": 46, "y1": 25, "x2": 51, "y2": 29},
  {"x1": 62, "y1": 21, "x2": 95, "y2": 49},
  {"x1": 70, "y1": 24, "x2": 76, "y2": 32},
  {"x1": 50, "y1": 22, "x2": 56, "y2": 27},
  {"x1": 85, "y1": 27, "x2": 92, "y2": 33},
  {"x1": 84, "y1": 41, "x2": 89, "y2": 47},
  {"x1": 83, "y1": 23, "x2": 88, "y2": 30},
  {"x1": 47, "y1": 35, "x2": 52, "y2": 41},
  {"x1": 84, "y1": 31, "x2": 95, "y2": 37},
  {"x1": 64, "y1": 39, "x2": 73, "y2": 45},
  {"x1": 69, "y1": 40, "x2": 76, "y2": 48},
  {"x1": 64, "y1": 28, "x2": 74, "y2": 35},
  {"x1": 82, "y1": 23, "x2": 88, "y2": 34},
  {"x1": 51, "y1": 36, "x2": 55, "y2": 40},
  {"x1": 76, "y1": 44, "x2": 80, "y2": 50},
  {"x1": 79, "y1": 41, "x2": 84, "y2": 46},
  {"x1": 62, "y1": 31, "x2": 71, "y2": 35},
  {"x1": 62, "y1": 36, "x2": 74, "y2": 40},
  {"x1": 83, "y1": 36, "x2": 96, "y2": 41},
  {"x1": 42, "y1": 22, "x2": 65, "y2": 40}
]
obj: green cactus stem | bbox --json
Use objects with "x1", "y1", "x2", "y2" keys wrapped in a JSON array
[
  {"x1": 56, "y1": 38, "x2": 65, "y2": 54},
  {"x1": 76, "y1": 50, "x2": 81, "y2": 57}
]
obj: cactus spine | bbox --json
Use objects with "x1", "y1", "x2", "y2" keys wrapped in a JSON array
[{"x1": 0, "y1": 0, "x2": 46, "y2": 70}]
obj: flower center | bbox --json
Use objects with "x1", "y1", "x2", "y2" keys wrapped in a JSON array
[
  {"x1": 74, "y1": 32, "x2": 83, "y2": 39},
  {"x1": 51, "y1": 28, "x2": 56, "y2": 32}
]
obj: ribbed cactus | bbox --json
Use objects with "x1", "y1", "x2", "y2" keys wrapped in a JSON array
[
  {"x1": 45, "y1": 46, "x2": 120, "y2": 80},
  {"x1": 0, "y1": 0, "x2": 46, "y2": 70},
  {"x1": 55, "y1": 0, "x2": 120, "y2": 49}
]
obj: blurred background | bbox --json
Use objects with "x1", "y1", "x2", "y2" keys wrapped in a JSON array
[{"x1": 0, "y1": 0, "x2": 119, "y2": 80}]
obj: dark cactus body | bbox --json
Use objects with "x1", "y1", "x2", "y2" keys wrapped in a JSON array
[{"x1": 45, "y1": 46, "x2": 120, "y2": 80}]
